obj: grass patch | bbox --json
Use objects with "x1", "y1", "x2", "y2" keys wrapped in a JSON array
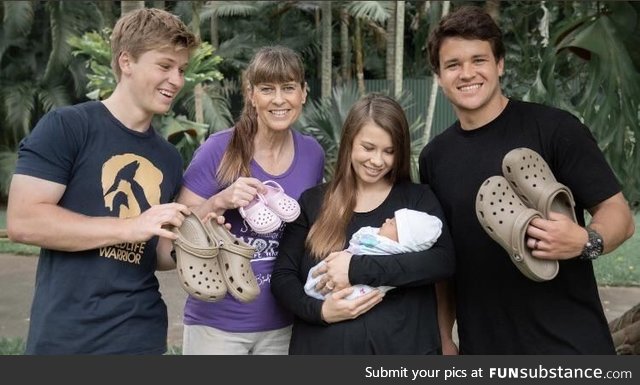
[
  {"x1": 0, "y1": 337, "x2": 25, "y2": 355},
  {"x1": 593, "y1": 211, "x2": 639, "y2": 286},
  {"x1": 0, "y1": 209, "x2": 40, "y2": 255},
  {"x1": 0, "y1": 239, "x2": 39, "y2": 255},
  {"x1": 594, "y1": 225, "x2": 640, "y2": 286}
]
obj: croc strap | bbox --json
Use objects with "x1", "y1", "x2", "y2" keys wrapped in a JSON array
[
  {"x1": 510, "y1": 207, "x2": 541, "y2": 263},
  {"x1": 174, "y1": 237, "x2": 219, "y2": 258},
  {"x1": 218, "y1": 240, "x2": 255, "y2": 260}
]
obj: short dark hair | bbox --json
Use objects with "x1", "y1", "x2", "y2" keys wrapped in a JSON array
[{"x1": 428, "y1": 5, "x2": 505, "y2": 75}]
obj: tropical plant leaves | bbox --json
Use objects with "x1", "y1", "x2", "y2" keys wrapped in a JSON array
[
  {"x1": 69, "y1": 31, "x2": 231, "y2": 168},
  {"x1": 296, "y1": 83, "x2": 425, "y2": 182},
  {"x1": 526, "y1": 3, "x2": 640, "y2": 207}
]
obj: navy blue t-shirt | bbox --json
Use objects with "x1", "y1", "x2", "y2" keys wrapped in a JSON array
[{"x1": 15, "y1": 101, "x2": 183, "y2": 354}]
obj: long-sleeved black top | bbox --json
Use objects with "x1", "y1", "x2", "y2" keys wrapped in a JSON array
[{"x1": 271, "y1": 181, "x2": 455, "y2": 354}]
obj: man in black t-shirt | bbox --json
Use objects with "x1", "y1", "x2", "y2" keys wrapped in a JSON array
[
  {"x1": 419, "y1": 6, "x2": 635, "y2": 354},
  {"x1": 7, "y1": 9, "x2": 198, "y2": 354}
]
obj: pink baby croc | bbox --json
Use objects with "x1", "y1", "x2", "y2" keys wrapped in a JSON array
[
  {"x1": 239, "y1": 194, "x2": 282, "y2": 234},
  {"x1": 260, "y1": 180, "x2": 301, "y2": 223}
]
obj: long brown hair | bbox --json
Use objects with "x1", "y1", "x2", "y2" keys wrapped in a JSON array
[
  {"x1": 216, "y1": 45, "x2": 306, "y2": 186},
  {"x1": 306, "y1": 94, "x2": 411, "y2": 259}
]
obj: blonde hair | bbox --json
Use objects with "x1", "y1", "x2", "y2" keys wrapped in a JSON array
[
  {"x1": 110, "y1": 8, "x2": 199, "y2": 81},
  {"x1": 216, "y1": 45, "x2": 306, "y2": 187},
  {"x1": 306, "y1": 94, "x2": 411, "y2": 259}
]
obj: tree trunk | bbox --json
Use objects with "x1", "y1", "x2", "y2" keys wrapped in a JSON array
[
  {"x1": 423, "y1": 1, "x2": 450, "y2": 143},
  {"x1": 100, "y1": 1, "x2": 114, "y2": 27},
  {"x1": 393, "y1": 1, "x2": 405, "y2": 99},
  {"x1": 210, "y1": 15, "x2": 219, "y2": 49},
  {"x1": 315, "y1": 8, "x2": 322, "y2": 82},
  {"x1": 192, "y1": 2, "x2": 204, "y2": 125},
  {"x1": 354, "y1": 18, "x2": 365, "y2": 97},
  {"x1": 412, "y1": 1, "x2": 428, "y2": 71},
  {"x1": 321, "y1": 1, "x2": 333, "y2": 100},
  {"x1": 121, "y1": 1, "x2": 145, "y2": 16},
  {"x1": 485, "y1": 0, "x2": 501, "y2": 24},
  {"x1": 386, "y1": 1, "x2": 396, "y2": 81},
  {"x1": 340, "y1": 7, "x2": 350, "y2": 86}
]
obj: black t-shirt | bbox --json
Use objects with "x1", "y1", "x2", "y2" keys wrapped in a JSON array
[
  {"x1": 419, "y1": 99, "x2": 619, "y2": 354},
  {"x1": 15, "y1": 101, "x2": 183, "y2": 354},
  {"x1": 272, "y1": 181, "x2": 455, "y2": 354}
]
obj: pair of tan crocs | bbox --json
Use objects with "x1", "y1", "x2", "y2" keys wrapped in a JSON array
[
  {"x1": 172, "y1": 214, "x2": 260, "y2": 303},
  {"x1": 475, "y1": 148, "x2": 577, "y2": 282}
]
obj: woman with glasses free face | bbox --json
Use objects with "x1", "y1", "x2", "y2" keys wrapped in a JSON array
[
  {"x1": 272, "y1": 94, "x2": 455, "y2": 354},
  {"x1": 176, "y1": 46, "x2": 325, "y2": 354}
]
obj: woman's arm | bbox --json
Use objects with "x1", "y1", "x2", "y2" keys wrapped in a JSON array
[
  {"x1": 272, "y1": 189, "x2": 384, "y2": 324},
  {"x1": 271, "y1": 192, "x2": 327, "y2": 325},
  {"x1": 348, "y1": 186, "x2": 455, "y2": 288}
]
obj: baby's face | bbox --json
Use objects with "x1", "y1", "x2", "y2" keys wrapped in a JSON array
[{"x1": 379, "y1": 217, "x2": 399, "y2": 242}]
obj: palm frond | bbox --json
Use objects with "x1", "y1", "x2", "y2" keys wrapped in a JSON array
[
  {"x1": 215, "y1": 33, "x2": 260, "y2": 71},
  {"x1": 346, "y1": 1, "x2": 391, "y2": 23},
  {"x1": 526, "y1": 2, "x2": 640, "y2": 206},
  {"x1": 180, "y1": 87, "x2": 233, "y2": 134},
  {"x1": 297, "y1": 84, "x2": 425, "y2": 181},
  {"x1": 1, "y1": 82, "x2": 36, "y2": 139},
  {"x1": 286, "y1": 1, "x2": 320, "y2": 14},
  {"x1": 0, "y1": 1, "x2": 33, "y2": 60},
  {"x1": 565, "y1": 15, "x2": 640, "y2": 204},
  {"x1": 201, "y1": 87, "x2": 233, "y2": 132},
  {"x1": 2, "y1": 1, "x2": 34, "y2": 37},
  {"x1": 37, "y1": 84, "x2": 72, "y2": 113},
  {"x1": 44, "y1": 2, "x2": 103, "y2": 83},
  {"x1": 200, "y1": 1, "x2": 261, "y2": 20},
  {"x1": 0, "y1": 150, "x2": 17, "y2": 196}
]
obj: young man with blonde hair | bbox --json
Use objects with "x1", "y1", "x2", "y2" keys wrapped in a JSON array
[{"x1": 7, "y1": 8, "x2": 198, "y2": 354}]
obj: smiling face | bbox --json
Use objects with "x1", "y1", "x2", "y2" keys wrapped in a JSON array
[
  {"x1": 122, "y1": 46, "x2": 189, "y2": 117},
  {"x1": 436, "y1": 37, "x2": 505, "y2": 128},
  {"x1": 250, "y1": 81, "x2": 307, "y2": 133},
  {"x1": 350, "y1": 121, "x2": 395, "y2": 189}
]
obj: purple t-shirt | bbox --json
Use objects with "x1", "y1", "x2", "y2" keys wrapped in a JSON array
[{"x1": 182, "y1": 128, "x2": 324, "y2": 332}]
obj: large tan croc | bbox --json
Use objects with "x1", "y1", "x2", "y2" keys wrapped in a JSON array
[
  {"x1": 173, "y1": 213, "x2": 226, "y2": 302},
  {"x1": 204, "y1": 219, "x2": 260, "y2": 303},
  {"x1": 476, "y1": 176, "x2": 559, "y2": 281},
  {"x1": 502, "y1": 147, "x2": 577, "y2": 222}
]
